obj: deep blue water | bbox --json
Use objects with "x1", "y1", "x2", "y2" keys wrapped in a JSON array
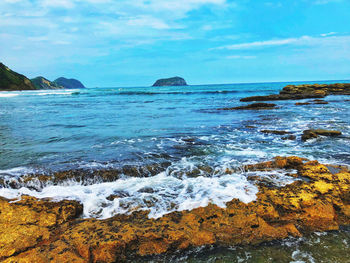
[{"x1": 0, "y1": 81, "x2": 349, "y2": 219}]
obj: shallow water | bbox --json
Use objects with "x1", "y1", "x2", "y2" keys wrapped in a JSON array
[{"x1": 143, "y1": 227, "x2": 350, "y2": 263}]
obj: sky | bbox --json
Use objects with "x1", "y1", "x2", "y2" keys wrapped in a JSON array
[{"x1": 0, "y1": 0, "x2": 350, "y2": 87}]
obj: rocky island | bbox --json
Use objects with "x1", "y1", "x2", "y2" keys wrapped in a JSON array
[{"x1": 152, "y1": 76, "x2": 187, "y2": 87}]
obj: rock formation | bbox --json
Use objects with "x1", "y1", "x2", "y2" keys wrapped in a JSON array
[
  {"x1": 302, "y1": 129, "x2": 342, "y2": 141},
  {"x1": 219, "y1": 103, "x2": 277, "y2": 110},
  {"x1": 241, "y1": 83, "x2": 350, "y2": 102},
  {"x1": 152, "y1": 77, "x2": 187, "y2": 87},
  {"x1": 1, "y1": 157, "x2": 350, "y2": 262},
  {"x1": 0, "y1": 63, "x2": 36, "y2": 91}
]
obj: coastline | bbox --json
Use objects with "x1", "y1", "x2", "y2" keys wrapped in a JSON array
[
  {"x1": 0, "y1": 81, "x2": 349, "y2": 262},
  {"x1": 1, "y1": 157, "x2": 350, "y2": 262}
]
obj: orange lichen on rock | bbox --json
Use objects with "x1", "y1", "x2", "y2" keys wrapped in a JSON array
[{"x1": 1, "y1": 157, "x2": 350, "y2": 262}]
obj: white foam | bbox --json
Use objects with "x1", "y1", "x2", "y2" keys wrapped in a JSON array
[
  {"x1": 37, "y1": 91, "x2": 74, "y2": 96},
  {"x1": 0, "y1": 93, "x2": 19, "y2": 98},
  {"x1": 0, "y1": 167, "x2": 37, "y2": 177},
  {"x1": 0, "y1": 170, "x2": 259, "y2": 219}
]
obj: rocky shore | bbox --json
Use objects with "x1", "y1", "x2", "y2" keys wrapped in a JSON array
[{"x1": 1, "y1": 157, "x2": 350, "y2": 262}]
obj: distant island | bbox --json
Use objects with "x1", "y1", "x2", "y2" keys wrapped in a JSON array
[
  {"x1": 31, "y1": 76, "x2": 64, "y2": 90},
  {"x1": 152, "y1": 76, "x2": 188, "y2": 87},
  {"x1": 0, "y1": 62, "x2": 86, "y2": 91}
]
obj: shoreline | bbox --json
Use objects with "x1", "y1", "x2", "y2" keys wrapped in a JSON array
[
  {"x1": 1, "y1": 156, "x2": 350, "y2": 262},
  {"x1": 0, "y1": 81, "x2": 349, "y2": 262}
]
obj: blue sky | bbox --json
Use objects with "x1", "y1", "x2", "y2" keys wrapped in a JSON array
[{"x1": 0, "y1": 0, "x2": 350, "y2": 87}]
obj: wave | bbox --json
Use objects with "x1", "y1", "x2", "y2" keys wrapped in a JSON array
[
  {"x1": 0, "y1": 157, "x2": 300, "y2": 219},
  {"x1": 0, "y1": 93, "x2": 19, "y2": 98},
  {"x1": 114, "y1": 90, "x2": 258, "y2": 96}
]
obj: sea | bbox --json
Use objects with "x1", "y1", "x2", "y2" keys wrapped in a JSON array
[{"x1": 0, "y1": 81, "x2": 349, "y2": 262}]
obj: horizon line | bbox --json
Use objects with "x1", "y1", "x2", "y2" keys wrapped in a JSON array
[{"x1": 89, "y1": 78, "x2": 350, "y2": 89}]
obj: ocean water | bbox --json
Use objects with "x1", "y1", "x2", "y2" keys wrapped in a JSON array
[{"x1": 0, "y1": 81, "x2": 350, "y2": 261}]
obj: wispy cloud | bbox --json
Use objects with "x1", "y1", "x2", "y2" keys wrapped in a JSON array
[
  {"x1": 226, "y1": 55, "x2": 256, "y2": 59},
  {"x1": 214, "y1": 34, "x2": 350, "y2": 50},
  {"x1": 215, "y1": 36, "x2": 310, "y2": 50}
]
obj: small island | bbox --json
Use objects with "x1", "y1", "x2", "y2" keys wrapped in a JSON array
[{"x1": 152, "y1": 76, "x2": 188, "y2": 87}]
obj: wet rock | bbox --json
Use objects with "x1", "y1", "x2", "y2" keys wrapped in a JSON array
[
  {"x1": 241, "y1": 93, "x2": 325, "y2": 102},
  {"x1": 295, "y1": 102, "x2": 311, "y2": 106},
  {"x1": 260, "y1": 130, "x2": 292, "y2": 135},
  {"x1": 241, "y1": 82, "x2": 350, "y2": 102},
  {"x1": 0, "y1": 196, "x2": 82, "y2": 260},
  {"x1": 281, "y1": 135, "x2": 297, "y2": 140},
  {"x1": 313, "y1": 100, "x2": 329, "y2": 104},
  {"x1": 2, "y1": 157, "x2": 350, "y2": 262},
  {"x1": 106, "y1": 191, "x2": 131, "y2": 201},
  {"x1": 302, "y1": 129, "x2": 342, "y2": 141},
  {"x1": 219, "y1": 103, "x2": 277, "y2": 110},
  {"x1": 138, "y1": 187, "x2": 155, "y2": 194}
]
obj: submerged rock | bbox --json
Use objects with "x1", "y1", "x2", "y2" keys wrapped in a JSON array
[
  {"x1": 260, "y1": 130, "x2": 292, "y2": 135},
  {"x1": 302, "y1": 129, "x2": 342, "y2": 141},
  {"x1": 281, "y1": 135, "x2": 297, "y2": 140},
  {"x1": 0, "y1": 62, "x2": 36, "y2": 91},
  {"x1": 2, "y1": 157, "x2": 350, "y2": 262},
  {"x1": 219, "y1": 103, "x2": 277, "y2": 110},
  {"x1": 152, "y1": 77, "x2": 187, "y2": 87}
]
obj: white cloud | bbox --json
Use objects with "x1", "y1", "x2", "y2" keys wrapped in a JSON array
[
  {"x1": 226, "y1": 55, "x2": 256, "y2": 59},
  {"x1": 313, "y1": 0, "x2": 343, "y2": 4},
  {"x1": 41, "y1": 0, "x2": 75, "y2": 9},
  {"x1": 320, "y1": 32, "x2": 336, "y2": 37},
  {"x1": 214, "y1": 34, "x2": 350, "y2": 50},
  {"x1": 216, "y1": 37, "x2": 310, "y2": 50},
  {"x1": 126, "y1": 16, "x2": 170, "y2": 30}
]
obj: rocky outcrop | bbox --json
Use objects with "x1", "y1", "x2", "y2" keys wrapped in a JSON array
[
  {"x1": 1, "y1": 157, "x2": 350, "y2": 262},
  {"x1": 31, "y1": 76, "x2": 64, "y2": 90},
  {"x1": 219, "y1": 103, "x2": 277, "y2": 110},
  {"x1": 54, "y1": 77, "x2": 86, "y2": 89},
  {"x1": 302, "y1": 129, "x2": 342, "y2": 141},
  {"x1": 152, "y1": 77, "x2": 187, "y2": 87},
  {"x1": 241, "y1": 83, "x2": 350, "y2": 102},
  {"x1": 260, "y1": 130, "x2": 292, "y2": 135},
  {"x1": 0, "y1": 63, "x2": 36, "y2": 91},
  {"x1": 295, "y1": 99, "x2": 329, "y2": 106}
]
